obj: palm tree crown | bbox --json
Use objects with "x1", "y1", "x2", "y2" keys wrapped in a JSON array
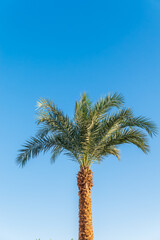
[{"x1": 17, "y1": 92, "x2": 157, "y2": 167}]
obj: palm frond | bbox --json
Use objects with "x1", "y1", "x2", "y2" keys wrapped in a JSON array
[
  {"x1": 50, "y1": 145, "x2": 63, "y2": 163},
  {"x1": 90, "y1": 146, "x2": 120, "y2": 165},
  {"x1": 37, "y1": 98, "x2": 72, "y2": 135},
  {"x1": 17, "y1": 136, "x2": 56, "y2": 167},
  {"x1": 97, "y1": 108, "x2": 133, "y2": 141},
  {"x1": 93, "y1": 92, "x2": 124, "y2": 117},
  {"x1": 121, "y1": 116, "x2": 158, "y2": 137},
  {"x1": 106, "y1": 129, "x2": 150, "y2": 153},
  {"x1": 36, "y1": 123, "x2": 53, "y2": 137}
]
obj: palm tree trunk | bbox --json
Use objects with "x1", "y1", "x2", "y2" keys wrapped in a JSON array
[{"x1": 77, "y1": 166, "x2": 94, "y2": 240}]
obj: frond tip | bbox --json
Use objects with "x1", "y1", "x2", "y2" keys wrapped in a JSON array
[{"x1": 17, "y1": 136, "x2": 55, "y2": 167}]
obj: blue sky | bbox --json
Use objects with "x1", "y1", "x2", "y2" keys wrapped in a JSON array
[{"x1": 0, "y1": 0, "x2": 160, "y2": 240}]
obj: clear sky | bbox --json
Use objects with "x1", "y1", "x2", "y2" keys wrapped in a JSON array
[{"x1": 0, "y1": 0, "x2": 160, "y2": 240}]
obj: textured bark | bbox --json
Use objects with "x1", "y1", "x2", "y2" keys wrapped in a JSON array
[{"x1": 77, "y1": 166, "x2": 94, "y2": 240}]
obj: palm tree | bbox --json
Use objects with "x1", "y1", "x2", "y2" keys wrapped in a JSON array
[{"x1": 17, "y1": 93, "x2": 157, "y2": 240}]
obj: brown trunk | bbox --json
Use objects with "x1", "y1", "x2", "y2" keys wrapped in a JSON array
[{"x1": 77, "y1": 166, "x2": 94, "y2": 240}]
